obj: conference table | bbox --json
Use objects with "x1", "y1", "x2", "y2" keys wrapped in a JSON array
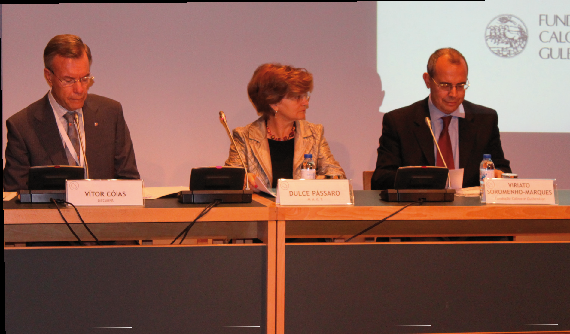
[
  {"x1": 5, "y1": 190, "x2": 570, "y2": 333},
  {"x1": 275, "y1": 191, "x2": 570, "y2": 333}
]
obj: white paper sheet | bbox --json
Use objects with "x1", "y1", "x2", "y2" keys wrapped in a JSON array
[
  {"x1": 455, "y1": 186, "x2": 481, "y2": 197},
  {"x1": 143, "y1": 186, "x2": 189, "y2": 199},
  {"x1": 3, "y1": 192, "x2": 18, "y2": 201},
  {"x1": 254, "y1": 175, "x2": 276, "y2": 197}
]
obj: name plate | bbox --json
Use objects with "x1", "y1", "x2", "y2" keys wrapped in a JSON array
[
  {"x1": 66, "y1": 179, "x2": 144, "y2": 206},
  {"x1": 276, "y1": 179, "x2": 353, "y2": 206},
  {"x1": 484, "y1": 178, "x2": 556, "y2": 205}
]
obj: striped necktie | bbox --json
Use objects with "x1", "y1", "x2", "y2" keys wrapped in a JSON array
[{"x1": 63, "y1": 111, "x2": 81, "y2": 166}]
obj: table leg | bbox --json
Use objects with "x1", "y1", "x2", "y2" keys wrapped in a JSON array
[
  {"x1": 260, "y1": 220, "x2": 277, "y2": 334},
  {"x1": 276, "y1": 220, "x2": 286, "y2": 334}
]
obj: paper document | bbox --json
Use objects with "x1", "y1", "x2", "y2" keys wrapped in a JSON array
[
  {"x1": 455, "y1": 186, "x2": 481, "y2": 197},
  {"x1": 143, "y1": 186, "x2": 189, "y2": 199},
  {"x1": 254, "y1": 175, "x2": 276, "y2": 197},
  {"x1": 3, "y1": 192, "x2": 17, "y2": 201}
]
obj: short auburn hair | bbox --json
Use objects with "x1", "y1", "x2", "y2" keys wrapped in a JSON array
[
  {"x1": 247, "y1": 63, "x2": 313, "y2": 118},
  {"x1": 44, "y1": 34, "x2": 92, "y2": 71}
]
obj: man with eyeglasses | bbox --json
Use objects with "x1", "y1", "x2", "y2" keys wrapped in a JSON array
[
  {"x1": 371, "y1": 48, "x2": 511, "y2": 190},
  {"x1": 3, "y1": 34, "x2": 139, "y2": 191}
]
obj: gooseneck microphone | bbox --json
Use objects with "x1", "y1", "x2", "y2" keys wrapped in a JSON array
[
  {"x1": 219, "y1": 111, "x2": 250, "y2": 190},
  {"x1": 425, "y1": 117, "x2": 447, "y2": 169},
  {"x1": 425, "y1": 117, "x2": 450, "y2": 188},
  {"x1": 74, "y1": 113, "x2": 90, "y2": 179}
]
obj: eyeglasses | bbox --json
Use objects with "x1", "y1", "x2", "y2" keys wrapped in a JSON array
[
  {"x1": 48, "y1": 68, "x2": 94, "y2": 87},
  {"x1": 286, "y1": 92, "x2": 311, "y2": 102},
  {"x1": 431, "y1": 77, "x2": 469, "y2": 92}
]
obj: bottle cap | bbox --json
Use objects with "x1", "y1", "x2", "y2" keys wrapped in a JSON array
[
  {"x1": 483, "y1": 154, "x2": 492, "y2": 160},
  {"x1": 304, "y1": 154, "x2": 312, "y2": 159}
]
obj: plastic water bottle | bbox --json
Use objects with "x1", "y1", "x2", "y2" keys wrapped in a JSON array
[
  {"x1": 479, "y1": 154, "x2": 495, "y2": 202},
  {"x1": 300, "y1": 154, "x2": 316, "y2": 179}
]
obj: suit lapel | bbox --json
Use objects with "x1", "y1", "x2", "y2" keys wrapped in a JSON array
[
  {"x1": 82, "y1": 96, "x2": 98, "y2": 164},
  {"x1": 413, "y1": 98, "x2": 436, "y2": 166},
  {"x1": 459, "y1": 105, "x2": 477, "y2": 169},
  {"x1": 293, "y1": 121, "x2": 311, "y2": 174},
  {"x1": 248, "y1": 119, "x2": 272, "y2": 184},
  {"x1": 33, "y1": 94, "x2": 68, "y2": 165}
]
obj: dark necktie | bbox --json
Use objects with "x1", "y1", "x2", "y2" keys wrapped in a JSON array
[
  {"x1": 436, "y1": 116, "x2": 455, "y2": 169},
  {"x1": 64, "y1": 111, "x2": 81, "y2": 166}
]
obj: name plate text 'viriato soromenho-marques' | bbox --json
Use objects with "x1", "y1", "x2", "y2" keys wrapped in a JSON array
[{"x1": 484, "y1": 178, "x2": 556, "y2": 205}]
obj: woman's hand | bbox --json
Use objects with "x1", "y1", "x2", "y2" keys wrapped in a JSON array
[{"x1": 247, "y1": 173, "x2": 259, "y2": 192}]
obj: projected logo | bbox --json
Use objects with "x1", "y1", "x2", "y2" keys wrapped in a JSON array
[{"x1": 485, "y1": 15, "x2": 528, "y2": 58}]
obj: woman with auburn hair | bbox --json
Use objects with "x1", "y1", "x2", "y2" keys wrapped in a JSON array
[{"x1": 225, "y1": 63, "x2": 345, "y2": 190}]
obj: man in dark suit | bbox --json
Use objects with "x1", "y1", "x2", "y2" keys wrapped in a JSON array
[
  {"x1": 3, "y1": 34, "x2": 139, "y2": 191},
  {"x1": 372, "y1": 48, "x2": 511, "y2": 190}
]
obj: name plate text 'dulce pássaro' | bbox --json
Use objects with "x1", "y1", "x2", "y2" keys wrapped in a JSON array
[
  {"x1": 276, "y1": 179, "x2": 354, "y2": 205},
  {"x1": 66, "y1": 179, "x2": 144, "y2": 206},
  {"x1": 484, "y1": 178, "x2": 557, "y2": 205}
]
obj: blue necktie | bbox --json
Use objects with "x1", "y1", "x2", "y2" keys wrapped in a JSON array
[{"x1": 64, "y1": 111, "x2": 81, "y2": 166}]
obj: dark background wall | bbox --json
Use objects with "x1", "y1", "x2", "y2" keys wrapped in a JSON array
[{"x1": 2, "y1": 3, "x2": 568, "y2": 189}]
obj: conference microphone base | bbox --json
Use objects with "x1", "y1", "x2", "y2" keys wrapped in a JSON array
[
  {"x1": 381, "y1": 189, "x2": 455, "y2": 202},
  {"x1": 18, "y1": 190, "x2": 66, "y2": 203},
  {"x1": 178, "y1": 190, "x2": 253, "y2": 204}
]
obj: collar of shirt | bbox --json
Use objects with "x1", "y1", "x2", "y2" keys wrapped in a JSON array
[
  {"x1": 427, "y1": 95, "x2": 465, "y2": 168},
  {"x1": 427, "y1": 95, "x2": 465, "y2": 121},
  {"x1": 48, "y1": 90, "x2": 85, "y2": 130}
]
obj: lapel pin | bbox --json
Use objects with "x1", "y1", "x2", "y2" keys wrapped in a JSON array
[{"x1": 94, "y1": 122, "x2": 99, "y2": 126}]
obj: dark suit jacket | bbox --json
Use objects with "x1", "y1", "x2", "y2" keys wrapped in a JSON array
[
  {"x1": 371, "y1": 98, "x2": 511, "y2": 190},
  {"x1": 3, "y1": 93, "x2": 140, "y2": 191}
]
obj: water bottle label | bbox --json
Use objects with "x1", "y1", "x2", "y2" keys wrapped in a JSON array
[
  {"x1": 480, "y1": 169, "x2": 494, "y2": 181},
  {"x1": 300, "y1": 169, "x2": 316, "y2": 179}
]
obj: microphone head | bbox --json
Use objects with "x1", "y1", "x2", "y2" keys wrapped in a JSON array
[{"x1": 219, "y1": 111, "x2": 226, "y2": 124}]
